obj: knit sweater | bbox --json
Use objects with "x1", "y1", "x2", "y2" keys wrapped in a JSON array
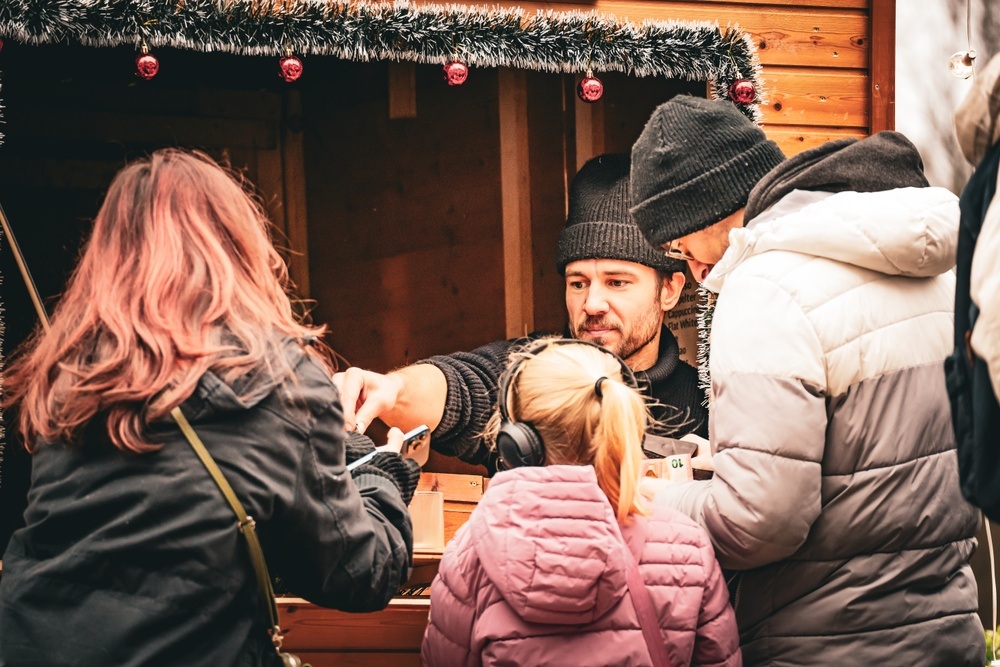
[{"x1": 420, "y1": 327, "x2": 707, "y2": 473}]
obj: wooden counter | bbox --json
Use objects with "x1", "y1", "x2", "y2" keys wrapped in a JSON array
[{"x1": 278, "y1": 472, "x2": 486, "y2": 665}]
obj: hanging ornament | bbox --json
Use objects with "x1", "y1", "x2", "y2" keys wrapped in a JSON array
[
  {"x1": 949, "y1": 50, "x2": 977, "y2": 79},
  {"x1": 577, "y1": 71, "x2": 604, "y2": 103},
  {"x1": 728, "y1": 78, "x2": 756, "y2": 104},
  {"x1": 0, "y1": 38, "x2": 5, "y2": 54},
  {"x1": 279, "y1": 52, "x2": 303, "y2": 83},
  {"x1": 135, "y1": 43, "x2": 159, "y2": 80},
  {"x1": 442, "y1": 60, "x2": 468, "y2": 86}
]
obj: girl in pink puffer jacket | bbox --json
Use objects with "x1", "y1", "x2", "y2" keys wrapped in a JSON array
[{"x1": 421, "y1": 338, "x2": 740, "y2": 666}]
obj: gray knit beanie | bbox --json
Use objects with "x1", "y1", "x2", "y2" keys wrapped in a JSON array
[
  {"x1": 630, "y1": 96, "x2": 786, "y2": 248},
  {"x1": 555, "y1": 153, "x2": 683, "y2": 276}
]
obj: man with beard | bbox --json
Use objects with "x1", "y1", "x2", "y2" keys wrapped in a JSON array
[{"x1": 334, "y1": 153, "x2": 706, "y2": 474}]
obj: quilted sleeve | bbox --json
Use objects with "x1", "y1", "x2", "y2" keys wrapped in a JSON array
[
  {"x1": 692, "y1": 531, "x2": 742, "y2": 667},
  {"x1": 421, "y1": 535, "x2": 483, "y2": 667},
  {"x1": 654, "y1": 273, "x2": 828, "y2": 570}
]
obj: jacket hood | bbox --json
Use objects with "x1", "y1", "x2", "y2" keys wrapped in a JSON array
[
  {"x1": 954, "y1": 52, "x2": 1000, "y2": 167},
  {"x1": 184, "y1": 338, "x2": 309, "y2": 419},
  {"x1": 469, "y1": 465, "x2": 629, "y2": 625},
  {"x1": 707, "y1": 186, "x2": 958, "y2": 293},
  {"x1": 744, "y1": 131, "x2": 929, "y2": 222},
  {"x1": 706, "y1": 134, "x2": 958, "y2": 293}
]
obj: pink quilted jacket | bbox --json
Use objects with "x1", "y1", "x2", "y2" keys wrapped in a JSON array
[{"x1": 421, "y1": 465, "x2": 741, "y2": 666}]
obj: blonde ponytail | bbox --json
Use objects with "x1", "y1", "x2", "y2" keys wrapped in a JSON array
[
  {"x1": 502, "y1": 338, "x2": 651, "y2": 521},
  {"x1": 592, "y1": 378, "x2": 648, "y2": 523}
]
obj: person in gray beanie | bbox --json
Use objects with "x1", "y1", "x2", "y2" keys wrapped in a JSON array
[
  {"x1": 332, "y1": 153, "x2": 707, "y2": 476},
  {"x1": 630, "y1": 95, "x2": 785, "y2": 255},
  {"x1": 633, "y1": 94, "x2": 983, "y2": 666}
]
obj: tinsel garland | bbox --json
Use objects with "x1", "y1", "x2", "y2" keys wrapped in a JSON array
[
  {"x1": 0, "y1": 0, "x2": 765, "y2": 120},
  {"x1": 695, "y1": 285, "x2": 717, "y2": 408}
]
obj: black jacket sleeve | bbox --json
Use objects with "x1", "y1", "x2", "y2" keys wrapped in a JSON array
[{"x1": 270, "y1": 398, "x2": 413, "y2": 612}]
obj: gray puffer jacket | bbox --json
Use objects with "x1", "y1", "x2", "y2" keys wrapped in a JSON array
[{"x1": 653, "y1": 133, "x2": 984, "y2": 666}]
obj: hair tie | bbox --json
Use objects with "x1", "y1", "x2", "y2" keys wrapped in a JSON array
[{"x1": 595, "y1": 376, "x2": 608, "y2": 398}]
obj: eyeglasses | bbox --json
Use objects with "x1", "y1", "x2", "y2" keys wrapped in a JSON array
[{"x1": 664, "y1": 240, "x2": 696, "y2": 262}]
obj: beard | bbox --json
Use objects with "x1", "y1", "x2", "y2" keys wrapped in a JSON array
[{"x1": 570, "y1": 304, "x2": 662, "y2": 362}]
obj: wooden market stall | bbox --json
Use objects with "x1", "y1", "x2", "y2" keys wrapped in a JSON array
[{"x1": 0, "y1": 0, "x2": 899, "y2": 664}]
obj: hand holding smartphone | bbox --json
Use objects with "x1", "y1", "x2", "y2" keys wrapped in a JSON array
[
  {"x1": 347, "y1": 425, "x2": 431, "y2": 471},
  {"x1": 398, "y1": 424, "x2": 431, "y2": 467}
]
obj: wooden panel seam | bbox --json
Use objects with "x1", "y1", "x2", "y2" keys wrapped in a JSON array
[
  {"x1": 498, "y1": 68, "x2": 534, "y2": 338},
  {"x1": 281, "y1": 90, "x2": 311, "y2": 299}
]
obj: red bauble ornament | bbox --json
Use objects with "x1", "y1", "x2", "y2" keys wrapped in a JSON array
[
  {"x1": 0, "y1": 38, "x2": 5, "y2": 54},
  {"x1": 135, "y1": 52, "x2": 160, "y2": 80},
  {"x1": 577, "y1": 75, "x2": 604, "y2": 103},
  {"x1": 442, "y1": 60, "x2": 468, "y2": 86},
  {"x1": 728, "y1": 78, "x2": 756, "y2": 104},
  {"x1": 279, "y1": 54, "x2": 303, "y2": 83}
]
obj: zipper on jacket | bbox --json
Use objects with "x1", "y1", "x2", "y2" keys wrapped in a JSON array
[{"x1": 726, "y1": 571, "x2": 743, "y2": 613}]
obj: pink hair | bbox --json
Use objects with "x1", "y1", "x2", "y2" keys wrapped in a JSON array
[{"x1": 4, "y1": 149, "x2": 329, "y2": 452}]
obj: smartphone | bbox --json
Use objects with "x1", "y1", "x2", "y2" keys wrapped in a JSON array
[
  {"x1": 401, "y1": 424, "x2": 431, "y2": 457},
  {"x1": 347, "y1": 424, "x2": 431, "y2": 472}
]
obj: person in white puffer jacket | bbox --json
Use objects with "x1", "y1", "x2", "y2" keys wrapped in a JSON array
[{"x1": 629, "y1": 95, "x2": 984, "y2": 666}]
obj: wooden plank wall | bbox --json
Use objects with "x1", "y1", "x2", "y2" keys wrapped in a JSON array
[
  {"x1": 300, "y1": 60, "x2": 508, "y2": 372},
  {"x1": 438, "y1": 0, "x2": 887, "y2": 158},
  {"x1": 0, "y1": 44, "x2": 299, "y2": 345}
]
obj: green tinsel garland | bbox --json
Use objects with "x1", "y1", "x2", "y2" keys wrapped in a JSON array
[
  {"x1": 0, "y1": 0, "x2": 765, "y2": 117},
  {"x1": 696, "y1": 285, "x2": 717, "y2": 408}
]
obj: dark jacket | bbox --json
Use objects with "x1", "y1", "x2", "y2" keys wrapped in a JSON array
[
  {"x1": 0, "y1": 342, "x2": 413, "y2": 667},
  {"x1": 948, "y1": 53, "x2": 1000, "y2": 522},
  {"x1": 421, "y1": 327, "x2": 707, "y2": 473}
]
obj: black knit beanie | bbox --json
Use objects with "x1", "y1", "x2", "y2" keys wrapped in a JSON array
[
  {"x1": 555, "y1": 153, "x2": 684, "y2": 276},
  {"x1": 630, "y1": 96, "x2": 786, "y2": 248}
]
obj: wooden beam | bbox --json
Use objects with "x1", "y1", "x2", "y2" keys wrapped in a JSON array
[
  {"x1": 869, "y1": 0, "x2": 896, "y2": 132},
  {"x1": 388, "y1": 62, "x2": 418, "y2": 119},
  {"x1": 282, "y1": 90, "x2": 311, "y2": 299},
  {"x1": 255, "y1": 147, "x2": 285, "y2": 246},
  {"x1": 498, "y1": 68, "x2": 534, "y2": 338},
  {"x1": 411, "y1": 0, "x2": 870, "y2": 69},
  {"x1": 574, "y1": 75, "x2": 605, "y2": 172},
  {"x1": 766, "y1": 124, "x2": 867, "y2": 155}
]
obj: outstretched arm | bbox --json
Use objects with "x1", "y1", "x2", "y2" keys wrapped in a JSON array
[
  {"x1": 334, "y1": 338, "x2": 520, "y2": 470},
  {"x1": 333, "y1": 364, "x2": 447, "y2": 435}
]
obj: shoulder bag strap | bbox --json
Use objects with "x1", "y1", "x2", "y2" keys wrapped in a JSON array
[
  {"x1": 170, "y1": 407, "x2": 286, "y2": 651},
  {"x1": 622, "y1": 544, "x2": 672, "y2": 667},
  {"x1": 609, "y1": 514, "x2": 671, "y2": 667}
]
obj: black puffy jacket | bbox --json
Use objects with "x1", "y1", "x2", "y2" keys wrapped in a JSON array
[{"x1": 0, "y1": 342, "x2": 413, "y2": 666}]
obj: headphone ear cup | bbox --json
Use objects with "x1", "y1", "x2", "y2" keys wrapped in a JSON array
[{"x1": 496, "y1": 420, "x2": 545, "y2": 469}]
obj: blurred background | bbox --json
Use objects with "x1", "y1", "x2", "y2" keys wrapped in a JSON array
[{"x1": 897, "y1": 0, "x2": 999, "y2": 191}]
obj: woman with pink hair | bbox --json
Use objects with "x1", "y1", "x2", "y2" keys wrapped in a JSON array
[{"x1": 0, "y1": 149, "x2": 419, "y2": 666}]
